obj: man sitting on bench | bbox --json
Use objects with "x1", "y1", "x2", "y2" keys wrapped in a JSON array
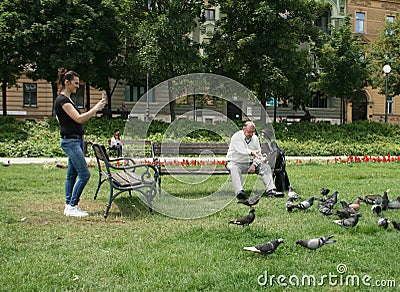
[{"x1": 225, "y1": 121, "x2": 282, "y2": 200}]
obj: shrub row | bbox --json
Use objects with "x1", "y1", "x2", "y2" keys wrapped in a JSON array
[{"x1": 1, "y1": 117, "x2": 399, "y2": 157}]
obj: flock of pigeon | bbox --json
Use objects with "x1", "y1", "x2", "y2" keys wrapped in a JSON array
[{"x1": 228, "y1": 186, "x2": 400, "y2": 258}]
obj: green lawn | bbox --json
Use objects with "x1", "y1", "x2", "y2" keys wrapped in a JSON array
[{"x1": 1, "y1": 162, "x2": 399, "y2": 291}]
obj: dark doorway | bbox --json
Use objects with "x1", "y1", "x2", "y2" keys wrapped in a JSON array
[
  {"x1": 352, "y1": 93, "x2": 368, "y2": 122},
  {"x1": 227, "y1": 101, "x2": 243, "y2": 120}
]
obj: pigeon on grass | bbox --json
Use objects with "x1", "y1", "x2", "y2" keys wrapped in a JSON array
[
  {"x1": 296, "y1": 234, "x2": 337, "y2": 250},
  {"x1": 243, "y1": 238, "x2": 284, "y2": 258},
  {"x1": 333, "y1": 213, "x2": 362, "y2": 228},
  {"x1": 382, "y1": 190, "x2": 389, "y2": 211},
  {"x1": 320, "y1": 188, "x2": 330, "y2": 196},
  {"x1": 237, "y1": 194, "x2": 261, "y2": 208},
  {"x1": 288, "y1": 186, "x2": 300, "y2": 200},
  {"x1": 333, "y1": 209, "x2": 354, "y2": 219},
  {"x1": 392, "y1": 221, "x2": 400, "y2": 231},
  {"x1": 358, "y1": 195, "x2": 382, "y2": 205},
  {"x1": 371, "y1": 204, "x2": 382, "y2": 216},
  {"x1": 378, "y1": 217, "x2": 389, "y2": 229},
  {"x1": 316, "y1": 191, "x2": 338, "y2": 208},
  {"x1": 286, "y1": 197, "x2": 297, "y2": 212},
  {"x1": 325, "y1": 191, "x2": 338, "y2": 206},
  {"x1": 340, "y1": 200, "x2": 351, "y2": 209},
  {"x1": 318, "y1": 204, "x2": 334, "y2": 216},
  {"x1": 349, "y1": 198, "x2": 361, "y2": 212},
  {"x1": 388, "y1": 198, "x2": 400, "y2": 209},
  {"x1": 229, "y1": 208, "x2": 255, "y2": 227},
  {"x1": 294, "y1": 197, "x2": 315, "y2": 212}
]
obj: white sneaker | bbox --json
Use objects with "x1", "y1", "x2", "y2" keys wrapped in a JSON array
[
  {"x1": 75, "y1": 205, "x2": 89, "y2": 215},
  {"x1": 64, "y1": 205, "x2": 89, "y2": 217}
]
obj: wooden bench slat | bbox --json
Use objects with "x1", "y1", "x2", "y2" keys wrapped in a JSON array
[{"x1": 111, "y1": 172, "x2": 142, "y2": 187}]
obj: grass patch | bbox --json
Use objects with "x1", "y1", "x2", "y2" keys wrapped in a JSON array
[{"x1": 1, "y1": 163, "x2": 400, "y2": 291}]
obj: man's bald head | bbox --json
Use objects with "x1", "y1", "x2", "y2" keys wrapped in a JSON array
[{"x1": 243, "y1": 121, "x2": 256, "y2": 138}]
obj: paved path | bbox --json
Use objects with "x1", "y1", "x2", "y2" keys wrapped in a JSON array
[{"x1": 0, "y1": 156, "x2": 346, "y2": 165}]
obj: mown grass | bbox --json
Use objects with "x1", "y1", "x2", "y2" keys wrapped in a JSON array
[{"x1": 1, "y1": 162, "x2": 400, "y2": 291}]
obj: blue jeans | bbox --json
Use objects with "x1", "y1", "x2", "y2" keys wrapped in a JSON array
[{"x1": 60, "y1": 138, "x2": 91, "y2": 206}]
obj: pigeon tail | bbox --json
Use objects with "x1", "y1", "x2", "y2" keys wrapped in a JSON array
[{"x1": 243, "y1": 246, "x2": 260, "y2": 253}]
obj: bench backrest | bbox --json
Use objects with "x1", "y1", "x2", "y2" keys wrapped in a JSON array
[
  {"x1": 92, "y1": 143, "x2": 110, "y2": 162},
  {"x1": 121, "y1": 140, "x2": 153, "y2": 158},
  {"x1": 152, "y1": 142, "x2": 229, "y2": 156}
]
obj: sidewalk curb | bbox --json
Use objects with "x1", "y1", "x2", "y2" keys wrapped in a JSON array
[{"x1": 0, "y1": 156, "x2": 347, "y2": 165}]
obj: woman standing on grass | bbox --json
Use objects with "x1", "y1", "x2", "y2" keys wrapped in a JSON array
[{"x1": 55, "y1": 68, "x2": 105, "y2": 217}]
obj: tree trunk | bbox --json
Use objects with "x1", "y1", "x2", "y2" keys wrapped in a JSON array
[
  {"x1": 259, "y1": 85, "x2": 267, "y2": 123},
  {"x1": 168, "y1": 79, "x2": 176, "y2": 122},
  {"x1": 1, "y1": 80, "x2": 7, "y2": 116},
  {"x1": 86, "y1": 82, "x2": 90, "y2": 111},
  {"x1": 51, "y1": 81, "x2": 58, "y2": 116}
]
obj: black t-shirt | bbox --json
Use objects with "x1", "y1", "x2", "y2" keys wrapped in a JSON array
[{"x1": 54, "y1": 94, "x2": 84, "y2": 136}]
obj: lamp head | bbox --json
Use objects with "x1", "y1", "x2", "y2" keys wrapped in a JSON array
[{"x1": 383, "y1": 64, "x2": 392, "y2": 74}]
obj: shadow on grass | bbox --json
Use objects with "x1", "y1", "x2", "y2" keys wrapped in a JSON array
[{"x1": 94, "y1": 193, "x2": 152, "y2": 219}]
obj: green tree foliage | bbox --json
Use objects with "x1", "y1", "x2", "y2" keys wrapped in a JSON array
[
  {"x1": 0, "y1": 0, "x2": 31, "y2": 114},
  {"x1": 120, "y1": 0, "x2": 205, "y2": 120},
  {"x1": 313, "y1": 16, "x2": 369, "y2": 105},
  {"x1": 206, "y1": 0, "x2": 327, "y2": 112},
  {"x1": 23, "y1": 0, "x2": 122, "y2": 100},
  {"x1": 368, "y1": 16, "x2": 400, "y2": 97}
]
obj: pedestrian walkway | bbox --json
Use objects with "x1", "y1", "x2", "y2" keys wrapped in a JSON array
[{"x1": 0, "y1": 156, "x2": 346, "y2": 165}]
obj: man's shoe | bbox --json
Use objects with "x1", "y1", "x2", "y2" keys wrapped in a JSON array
[
  {"x1": 236, "y1": 190, "x2": 249, "y2": 200},
  {"x1": 263, "y1": 189, "x2": 277, "y2": 197},
  {"x1": 64, "y1": 205, "x2": 89, "y2": 217},
  {"x1": 274, "y1": 191, "x2": 285, "y2": 197}
]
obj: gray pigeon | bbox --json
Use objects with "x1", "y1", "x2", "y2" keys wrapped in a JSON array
[
  {"x1": 378, "y1": 216, "x2": 389, "y2": 229},
  {"x1": 294, "y1": 197, "x2": 315, "y2": 211},
  {"x1": 392, "y1": 220, "x2": 400, "y2": 231},
  {"x1": 359, "y1": 195, "x2": 382, "y2": 205},
  {"x1": 320, "y1": 187, "x2": 330, "y2": 196},
  {"x1": 318, "y1": 203, "x2": 334, "y2": 216},
  {"x1": 340, "y1": 200, "x2": 351, "y2": 209},
  {"x1": 333, "y1": 213, "x2": 362, "y2": 228},
  {"x1": 243, "y1": 238, "x2": 284, "y2": 258},
  {"x1": 229, "y1": 208, "x2": 255, "y2": 227},
  {"x1": 333, "y1": 209, "x2": 354, "y2": 219},
  {"x1": 288, "y1": 186, "x2": 300, "y2": 200},
  {"x1": 286, "y1": 197, "x2": 297, "y2": 212},
  {"x1": 334, "y1": 201, "x2": 357, "y2": 219},
  {"x1": 382, "y1": 191, "x2": 389, "y2": 211},
  {"x1": 388, "y1": 199, "x2": 400, "y2": 209},
  {"x1": 325, "y1": 191, "x2": 338, "y2": 206},
  {"x1": 237, "y1": 194, "x2": 261, "y2": 208},
  {"x1": 296, "y1": 234, "x2": 337, "y2": 250},
  {"x1": 371, "y1": 204, "x2": 382, "y2": 216}
]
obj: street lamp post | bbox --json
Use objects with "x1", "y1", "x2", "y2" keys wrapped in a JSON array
[{"x1": 383, "y1": 64, "x2": 391, "y2": 123}]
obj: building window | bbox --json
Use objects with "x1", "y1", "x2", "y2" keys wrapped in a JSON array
[
  {"x1": 355, "y1": 12, "x2": 365, "y2": 33},
  {"x1": 125, "y1": 85, "x2": 153, "y2": 102},
  {"x1": 386, "y1": 15, "x2": 395, "y2": 35},
  {"x1": 204, "y1": 9, "x2": 215, "y2": 20},
  {"x1": 70, "y1": 86, "x2": 84, "y2": 109},
  {"x1": 23, "y1": 83, "x2": 37, "y2": 107},
  {"x1": 315, "y1": 11, "x2": 330, "y2": 34},
  {"x1": 310, "y1": 91, "x2": 327, "y2": 108}
]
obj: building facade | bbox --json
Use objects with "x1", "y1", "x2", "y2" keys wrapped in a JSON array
[
  {"x1": 1, "y1": 0, "x2": 399, "y2": 123},
  {"x1": 347, "y1": 0, "x2": 400, "y2": 123}
]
